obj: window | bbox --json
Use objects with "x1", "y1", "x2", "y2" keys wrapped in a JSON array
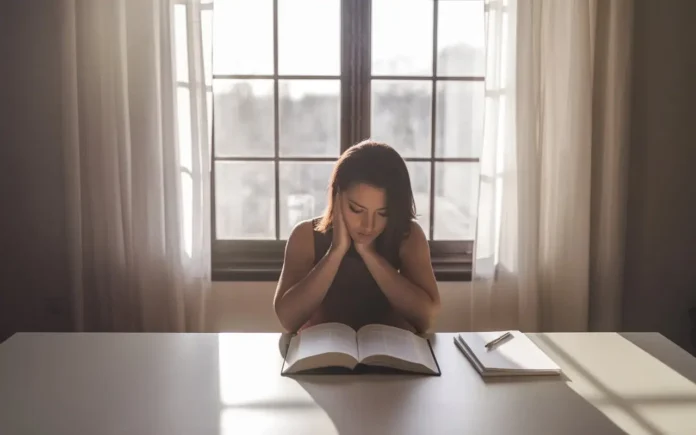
[{"x1": 212, "y1": 0, "x2": 485, "y2": 281}]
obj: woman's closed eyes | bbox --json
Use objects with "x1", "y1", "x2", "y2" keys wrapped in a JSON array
[{"x1": 349, "y1": 205, "x2": 388, "y2": 218}]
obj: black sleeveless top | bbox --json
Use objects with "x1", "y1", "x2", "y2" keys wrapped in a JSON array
[{"x1": 301, "y1": 219, "x2": 414, "y2": 331}]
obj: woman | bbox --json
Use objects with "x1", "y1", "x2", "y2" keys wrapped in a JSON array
[{"x1": 273, "y1": 140, "x2": 440, "y2": 334}]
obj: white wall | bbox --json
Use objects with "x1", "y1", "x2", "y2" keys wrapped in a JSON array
[{"x1": 207, "y1": 281, "x2": 471, "y2": 332}]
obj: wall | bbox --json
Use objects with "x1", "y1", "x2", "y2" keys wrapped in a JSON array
[
  {"x1": 0, "y1": 1, "x2": 72, "y2": 341},
  {"x1": 622, "y1": 0, "x2": 696, "y2": 354},
  {"x1": 208, "y1": 282, "x2": 471, "y2": 332}
]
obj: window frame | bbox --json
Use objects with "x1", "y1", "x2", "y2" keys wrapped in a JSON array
[{"x1": 211, "y1": 0, "x2": 480, "y2": 282}]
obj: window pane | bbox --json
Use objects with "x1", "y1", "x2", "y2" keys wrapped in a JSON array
[
  {"x1": 214, "y1": 79, "x2": 274, "y2": 157},
  {"x1": 437, "y1": 0, "x2": 485, "y2": 76},
  {"x1": 215, "y1": 162, "x2": 276, "y2": 239},
  {"x1": 279, "y1": 80, "x2": 340, "y2": 157},
  {"x1": 278, "y1": 0, "x2": 340, "y2": 75},
  {"x1": 434, "y1": 163, "x2": 479, "y2": 240},
  {"x1": 371, "y1": 80, "x2": 432, "y2": 158},
  {"x1": 279, "y1": 162, "x2": 335, "y2": 238},
  {"x1": 213, "y1": 0, "x2": 273, "y2": 74},
  {"x1": 435, "y1": 81, "x2": 485, "y2": 158},
  {"x1": 405, "y1": 162, "x2": 431, "y2": 240},
  {"x1": 372, "y1": 0, "x2": 433, "y2": 76}
]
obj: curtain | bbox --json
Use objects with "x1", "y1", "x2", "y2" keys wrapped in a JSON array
[
  {"x1": 60, "y1": 0, "x2": 212, "y2": 332},
  {"x1": 472, "y1": 0, "x2": 633, "y2": 332}
]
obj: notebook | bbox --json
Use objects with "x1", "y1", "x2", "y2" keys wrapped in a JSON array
[
  {"x1": 281, "y1": 322, "x2": 440, "y2": 376},
  {"x1": 455, "y1": 331, "x2": 561, "y2": 377}
]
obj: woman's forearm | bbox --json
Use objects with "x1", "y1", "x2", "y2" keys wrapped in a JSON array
[
  {"x1": 358, "y1": 248, "x2": 438, "y2": 333},
  {"x1": 274, "y1": 248, "x2": 345, "y2": 332}
]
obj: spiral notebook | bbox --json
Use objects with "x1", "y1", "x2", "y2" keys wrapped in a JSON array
[{"x1": 455, "y1": 331, "x2": 561, "y2": 377}]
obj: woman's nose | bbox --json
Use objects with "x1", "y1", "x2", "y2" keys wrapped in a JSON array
[{"x1": 361, "y1": 214, "x2": 374, "y2": 231}]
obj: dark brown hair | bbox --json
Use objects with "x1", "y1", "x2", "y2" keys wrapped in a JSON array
[{"x1": 316, "y1": 140, "x2": 416, "y2": 249}]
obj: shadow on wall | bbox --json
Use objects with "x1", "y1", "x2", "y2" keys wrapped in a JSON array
[
  {"x1": 622, "y1": 0, "x2": 696, "y2": 356},
  {"x1": 0, "y1": 0, "x2": 73, "y2": 343},
  {"x1": 690, "y1": 307, "x2": 696, "y2": 356}
]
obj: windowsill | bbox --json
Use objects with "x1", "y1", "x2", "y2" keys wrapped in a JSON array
[
  {"x1": 212, "y1": 263, "x2": 472, "y2": 282},
  {"x1": 212, "y1": 240, "x2": 474, "y2": 283}
]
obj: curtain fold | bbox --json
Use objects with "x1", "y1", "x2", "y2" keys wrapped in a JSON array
[
  {"x1": 472, "y1": 0, "x2": 633, "y2": 332},
  {"x1": 60, "y1": 0, "x2": 212, "y2": 332}
]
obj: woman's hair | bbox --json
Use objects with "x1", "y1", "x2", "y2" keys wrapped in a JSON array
[{"x1": 316, "y1": 140, "x2": 416, "y2": 248}]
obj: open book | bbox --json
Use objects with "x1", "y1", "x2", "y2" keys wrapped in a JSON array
[
  {"x1": 455, "y1": 331, "x2": 561, "y2": 377},
  {"x1": 281, "y1": 323, "x2": 440, "y2": 375}
]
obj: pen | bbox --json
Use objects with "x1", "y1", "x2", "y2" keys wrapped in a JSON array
[{"x1": 485, "y1": 332, "x2": 513, "y2": 350}]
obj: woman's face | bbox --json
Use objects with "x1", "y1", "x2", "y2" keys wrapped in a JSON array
[{"x1": 340, "y1": 183, "x2": 388, "y2": 245}]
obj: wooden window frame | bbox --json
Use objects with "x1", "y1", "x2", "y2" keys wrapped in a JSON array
[{"x1": 212, "y1": 0, "x2": 481, "y2": 282}]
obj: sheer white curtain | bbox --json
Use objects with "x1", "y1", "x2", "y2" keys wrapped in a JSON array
[
  {"x1": 472, "y1": 0, "x2": 633, "y2": 332},
  {"x1": 60, "y1": 0, "x2": 212, "y2": 332}
]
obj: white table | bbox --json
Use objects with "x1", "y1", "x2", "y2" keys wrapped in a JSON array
[{"x1": 1, "y1": 332, "x2": 695, "y2": 435}]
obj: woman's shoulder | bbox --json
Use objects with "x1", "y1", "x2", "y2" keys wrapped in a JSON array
[
  {"x1": 288, "y1": 216, "x2": 329, "y2": 248},
  {"x1": 398, "y1": 220, "x2": 428, "y2": 256},
  {"x1": 288, "y1": 218, "x2": 319, "y2": 241},
  {"x1": 284, "y1": 218, "x2": 319, "y2": 262}
]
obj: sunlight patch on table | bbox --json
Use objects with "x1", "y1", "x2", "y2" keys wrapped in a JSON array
[
  {"x1": 633, "y1": 401, "x2": 696, "y2": 434},
  {"x1": 218, "y1": 334, "x2": 316, "y2": 407},
  {"x1": 537, "y1": 333, "x2": 696, "y2": 398},
  {"x1": 535, "y1": 333, "x2": 696, "y2": 435}
]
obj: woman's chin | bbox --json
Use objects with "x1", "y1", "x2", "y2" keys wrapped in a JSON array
[{"x1": 352, "y1": 234, "x2": 375, "y2": 245}]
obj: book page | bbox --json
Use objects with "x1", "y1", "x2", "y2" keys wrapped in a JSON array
[
  {"x1": 356, "y1": 324, "x2": 437, "y2": 373},
  {"x1": 284, "y1": 322, "x2": 358, "y2": 369}
]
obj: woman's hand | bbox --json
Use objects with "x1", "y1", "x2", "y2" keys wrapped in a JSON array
[
  {"x1": 331, "y1": 192, "x2": 351, "y2": 256},
  {"x1": 354, "y1": 222, "x2": 440, "y2": 333},
  {"x1": 354, "y1": 240, "x2": 375, "y2": 257}
]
